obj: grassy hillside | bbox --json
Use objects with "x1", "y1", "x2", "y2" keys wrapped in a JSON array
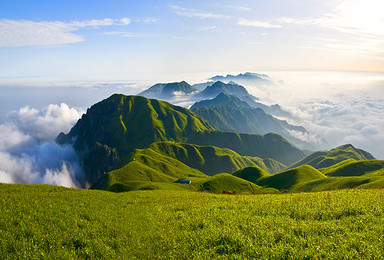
[
  {"x1": 257, "y1": 165, "x2": 326, "y2": 190},
  {"x1": 93, "y1": 141, "x2": 286, "y2": 192},
  {"x1": 289, "y1": 144, "x2": 375, "y2": 169},
  {"x1": 200, "y1": 173, "x2": 264, "y2": 194},
  {"x1": 232, "y1": 166, "x2": 270, "y2": 183},
  {"x1": 1, "y1": 184, "x2": 384, "y2": 259},
  {"x1": 148, "y1": 141, "x2": 286, "y2": 175},
  {"x1": 56, "y1": 94, "x2": 303, "y2": 187},
  {"x1": 320, "y1": 159, "x2": 384, "y2": 177},
  {"x1": 190, "y1": 131, "x2": 306, "y2": 166}
]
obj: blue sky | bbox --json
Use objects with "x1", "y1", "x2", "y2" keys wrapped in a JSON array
[{"x1": 0, "y1": 0, "x2": 383, "y2": 83}]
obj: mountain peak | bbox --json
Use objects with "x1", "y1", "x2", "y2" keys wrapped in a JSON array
[
  {"x1": 139, "y1": 81, "x2": 197, "y2": 98},
  {"x1": 190, "y1": 93, "x2": 250, "y2": 110},
  {"x1": 198, "y1": 81, "x2": 250, "y2": 99}
]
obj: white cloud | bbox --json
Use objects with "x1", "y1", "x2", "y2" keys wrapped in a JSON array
[
  {"x1": 9, "y1": 103, "x2": 84, "y2": 142},
  {"x1": 237, "y1": 18, "x2": 281, "y2": 29},
  {"x1": 104, "y1": 31, "x2": 151, "y2": 38},
  {"x1": 287, "y1": 96, "x2": 384, "y2": 158},
  {"x1": 0, "y1": 103, "x2": 84, "y2": 187},
  {"x1": 170, "y1": 5, "x2": 224, "y2": 19},
  {"x1": 199, "y1": 25, "x2": 222, "y2": 32},
  {"x1": 0, "y1": 17, "x2": 131, "y2": 47}
]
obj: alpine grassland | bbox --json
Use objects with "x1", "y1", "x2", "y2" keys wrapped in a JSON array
[{"x1": 1, "y1": 183, "x2": 384, "y2": 259}]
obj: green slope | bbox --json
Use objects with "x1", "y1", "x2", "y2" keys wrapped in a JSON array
[
  {"x1": 232, "y1": 166, "x2": 270, "y2": 183},
  {"x1": 93, "y1": 141, "x2": 286, "y2": 191},
  {"x1": 56, "y1": 94, "x2": 216, "y2": 184},
  {"x1": 148, "y1": 141, "x2": 286, "y2": 175},
  {"x1": 190, "y1": 131, "x2": 306, "y2": 166},
  {"x1": 201, "y1": 173, "x2": 264, "y2": 194},
  {"x1": 57, "y1": 94, "x2": 303, "y2": 186},
  {"x1": 320, "y1": 159, "x2": 384, "y2": 177},
  {"x1": 257, "y1": 165, "x2": 326, "y2": 190},
  {"x1": 289, "y1": 144, "x2": 375, "y2": 169}
]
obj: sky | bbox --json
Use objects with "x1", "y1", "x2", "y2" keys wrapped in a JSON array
[
  {"x1": 0, "y1": 0, "x2": 384, "y2": 186},
  {"x1": 0, "y1": 0, "x2": 383, "y2": 84}
]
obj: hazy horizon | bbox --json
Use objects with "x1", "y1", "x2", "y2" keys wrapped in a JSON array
[{"x1": 0, "y1": 0, "x2": 383, "y2": 186}]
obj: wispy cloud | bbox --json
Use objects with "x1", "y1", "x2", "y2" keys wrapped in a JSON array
[
  {"x1": 170, "y1": 5, "x2": 224, "y2": 19},
  {"x1": 104, "y1": 31, "x2": 152, "y2": 38},
  {"x1": 0, "y1": 18, "x2": 131, "y2": 47},
  {"x1": 237, "y1": 18, "x2": 281, "y2": 29},
  {"x1": 199, "y1": 25, "x2": 222, "y2": 32}
]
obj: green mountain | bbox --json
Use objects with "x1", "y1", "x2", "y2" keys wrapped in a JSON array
[
  {"x1": 57, "y1": 94, "x2": 304, "y2": 186},
  {"x1": 257, "y1": 165, "x2": 326, "y2": 190},
  {"x1": 189, "y1": 131, "x2": 306, "y2": 166},
  {"x1": 190, "y1": 93, "x2": 313, "y2": 149},
  {"x1": 92, "y1": 141, "x2": 286, "y2": 191},
  {"x1": 201, "y1": 173, "x2": 262, "y2": 194},
  {"x1": 139, "y1": 141, "x2": 285, "y2": 175},
  {"x1": 320, "y1": 159, "x2": 384, "y2": 177},
  {"x1": 289, "y1": 144, "x2": 375, "y2": 169},
  {"x1": 57, "y1": 94, "x2": 215, "y2": 184},
  {"x1": 232, "y1": 166, "x2": 270, "y2": 183},
  {"x1": 139, "y1": 81, "x2": 197, "y2": 98}
]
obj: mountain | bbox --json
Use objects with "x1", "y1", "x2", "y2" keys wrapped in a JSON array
[
  {"x1": 256, "y1": 165, "x2": 326, "y2": 190},
  {"x1": 209, "y1": 72, "x2": 274, "y2": 86},
  {"x1": 197, "y1": 81, "x2": 250, "y2": 99},
  {"x1": 190, "y1": 93, "x2": 251, "y2": 110},
  {"x1": 145, "y1": 141, "x2": 285, "y2": 175},
  {"x1": 190, "y1": 93, "x2": 313, "y2": 149},
  {"x1": 289, "y1": 144, "x2": 375, "y2": 169},
  {"x1": 320, "y1": 159, "x2": 384, "y2": 177},
  {"x1": 139, "y1": 81, "x2": 197, "y2": 98},
  {"x1": 192, "y1": 81, "x2": 215, "y2": 91},
  {"x1": 232, "y1": 166, "x2": 270, "y2": 183},
  {"x1": 200, "y1": 173, "x2": 262, "y2": 194},
  {"x1": 57, "y1": 94, "x2": 305, "y2": 186},
  {"x1": 189, "y1": 131, "x2": 306, "y2": 166},
  {"x1": 57, "y1": 94, "x2": 215, "y2": 184},
  {"x1": 92, "y1": 141, "x2": 287, "y2": 191}
]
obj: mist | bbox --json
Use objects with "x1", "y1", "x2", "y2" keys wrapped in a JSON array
[
  {"x1": 239, "y1": 71, "x2": 384, "y2": 158},
  {"x1": 0, "y1": 103, "x2": 85, "y2": 187}
]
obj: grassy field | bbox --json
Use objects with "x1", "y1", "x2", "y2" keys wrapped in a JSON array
[{"x1": 1, "y1": 184, "x2": 384, "y2": 259}]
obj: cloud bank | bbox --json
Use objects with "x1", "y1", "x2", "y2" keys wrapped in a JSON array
[{"x1": 0, "y1": 104, "x2": 85, "y2": 187}]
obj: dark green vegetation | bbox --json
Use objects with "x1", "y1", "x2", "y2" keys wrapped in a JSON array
[
  {"x1": 57, "y1": 94, "x2": 305, "y2": 188},
  {"x1": 1, "y1": 184, "x2": 384, "y2": 259}
]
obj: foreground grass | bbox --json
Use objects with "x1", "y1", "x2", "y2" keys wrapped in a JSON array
[{"x1": 1, "y1": 184, "x2": 384, "y2": 259}]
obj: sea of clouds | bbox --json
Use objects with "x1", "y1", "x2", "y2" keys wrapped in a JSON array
[
  {"x1": 0, "y1": 71, "x2": 383, "y2": 188},
  {"x1": 240, "y1": 71, "x2": 384, "y2": 158},
  {"x1": 0, "y1": 103, "x2": 85, "y2": 187}
]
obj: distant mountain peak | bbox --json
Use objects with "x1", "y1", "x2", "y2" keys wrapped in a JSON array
[
  {"x1": 139, "y1": 81, "x2": 197, "y2": 98},
  {"x1": 198, "y1": 81, "x2": 250, "y2": 99},
  {"x1": 209, "y1": 72, "x2": 273, "y2": 86}
]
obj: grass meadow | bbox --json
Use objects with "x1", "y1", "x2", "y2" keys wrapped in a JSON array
[{"x1": 1, "y1": 184, "x2": 384, "y2": 259}]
